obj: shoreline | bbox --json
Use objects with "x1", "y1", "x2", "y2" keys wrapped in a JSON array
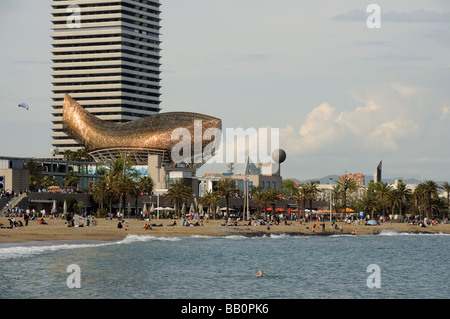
[{"x1": 1, "y1": 217, "x2": 449, "y2": 244}]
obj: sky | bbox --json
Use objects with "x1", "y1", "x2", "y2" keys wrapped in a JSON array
[{"x1": 0, "y1": 0, "x2": 449, "y2": 182}]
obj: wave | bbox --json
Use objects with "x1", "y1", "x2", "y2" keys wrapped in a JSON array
[
  {"x1": 378, "y1": 230, "x2": 450, "y2": 236},
  {"x1": 0, "y1": 241, "x2": 114, "y2": 260},
  {"x1": 120, "y1": 234, "x2": 182, "y2": 243}
]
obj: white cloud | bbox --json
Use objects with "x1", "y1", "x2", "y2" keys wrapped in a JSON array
[{"x1": 279, "y1": 82, "x2": 440, "y2": 156}]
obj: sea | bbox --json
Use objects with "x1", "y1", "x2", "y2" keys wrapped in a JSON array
[{"x1": 0, "y1": 230, "x2": 448, "y2": 300}]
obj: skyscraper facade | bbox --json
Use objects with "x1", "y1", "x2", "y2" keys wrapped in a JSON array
[{"x1": 51, "y1": 0, "x2": 162, "y2": 156}]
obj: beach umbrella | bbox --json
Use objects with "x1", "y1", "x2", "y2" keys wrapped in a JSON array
[
  {"x1": 128, "y1": 202, "x2": 131, "y2": 218},
  {"x1": 181, "y1": 202, "x2": 186, "y2": 215},
  {"x1": 198, "y1": 204, "x2": 203, "y2": 215},
  {"x1": 52, "y1": 200, "x2": 57, "y2": 214},
  {"x1": 150, "y1": 203, "x2": 154, "y2": 213},
  {"x1": 190, "y1": 203, "x2": 195, "y2": 213},
  {"x1": 63, "y1": 201, "x2": 67, "y2": 215},
  {"x1": 143, "y1": 203, "x2": 147, "y2": 217},
  {"x1": 216, "y1": 205, "x2": 220, "y2": 218}
]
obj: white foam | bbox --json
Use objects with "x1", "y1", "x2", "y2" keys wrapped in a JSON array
[
  {"x1": 0, "y1": 241, "x2": 114, "y2": 260},
  {"x1": 379, "y1": 230, "x2": 450, "y2": 236},
  {"x1": 120, "y1": 234, "x2": 182, "y2": 243}
]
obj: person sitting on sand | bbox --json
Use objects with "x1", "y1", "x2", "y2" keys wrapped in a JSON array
[
  {"x1": 39, "y1": 218, "x2": 48, "y2": 225},
  {"x1": 144, "y1": 223, "x2": 152, "y2": 230},
  {"x1": 117, "y1": 221, "x2": 123, "y2": 229},
  {"x1": 167, "y1": 220, "x2": 177, "y2": 226}
]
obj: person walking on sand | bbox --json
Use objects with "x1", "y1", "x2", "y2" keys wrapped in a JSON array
[{"x1": 24, "y1": 212, "x2": 29, "y2": 226}]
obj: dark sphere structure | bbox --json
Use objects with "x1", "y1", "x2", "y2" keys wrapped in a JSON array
[{"x1": 272, "y1": 149, "x2": 286, "y2": 164}]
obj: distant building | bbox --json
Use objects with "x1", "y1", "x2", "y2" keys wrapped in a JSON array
[
  {"x1": 340, "y1": 173, "x2": 365, "y2": 187},
  {"x1": 374, "y1": 161, "x2": 382, "y2": 183},
  {"x1": 0, "y1": 157, "x2": 29, "y2": 194}
]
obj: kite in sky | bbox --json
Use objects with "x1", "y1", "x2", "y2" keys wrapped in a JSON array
[{"x1": 18, "y1": 103, "x2": 29, "y2": 110}]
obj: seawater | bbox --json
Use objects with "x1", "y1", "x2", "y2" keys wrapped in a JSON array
[{"x1": 0, "y1": 231, "x2": 448, "y2": 299}]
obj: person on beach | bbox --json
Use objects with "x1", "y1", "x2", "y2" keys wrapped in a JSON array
[
  {"x1": 24, "y1": 213, "x2": 29, "y2": 226},
  {"x1": 117, "y1": 221, "x2": 123, "y2": 229}
]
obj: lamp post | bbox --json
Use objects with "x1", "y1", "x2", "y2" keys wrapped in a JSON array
[{"x1": 329, "y1": 178, "x2": 333, "y2": 222}]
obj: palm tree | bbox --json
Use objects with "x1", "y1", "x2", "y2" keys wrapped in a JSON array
[
  {"x1": 63, "y1": 150, "x2": 74, "y2": 161},
  {"x1": 373, "y1": 181, "x2": 393, "y2": 219},
  {"x1": 41, "y1": 175, "x2": 59, "y2": 190},
  {"x1": 394, "y1": 181, "x2": 412, "y2": 221},
  {"x1": 421, "y1": 180, "x2": 441, "y2": 219},
  {"x1": 291, "y1": 187, "x2": 304, "y2": 217},
  {"x1": 139, "y1": 176, "x2": 154, "y2": 195},
  {"x1": 24, "y1": 158, "x2": 43, "y2": 191},
  {"x1": 304, "y1": 181, "x2": 319, "y2": 215},
  {"x1": 93, "y1": 178, "x2": 108, "y2": 216},
  {"x1": 387, "y1": 188, "x2": 402, "y2": 218},
  {"x1": 264, "y1": 188, "x2": 280, "y2": 215},
  {"x1": 103, "y1": 172, "x2": 122, "y2": 216},
  {"x1": 441, "y1": 182, "x2": 450, "y2": 215},
  {"x1": 63, "y1": 171, "x2": 80, "y2": 188},
  {"x1": 215, "y1": 179, "x2": 239, "y2": 218},
  {"x1": 338, "y1": 176, "x2": 359, "y2": 214},
  {"x1": 360, "y1": 192, "x2": 378, "y2": 219},
  {"x1": 251, "y1": 186, "x2": 266, "y2": 217},
  {"x1": 199, "y1": 190, "x2": 220, "y2": 220},
  {"x1": 165, "y1": 179, "x2": 191, "y2": 218}
]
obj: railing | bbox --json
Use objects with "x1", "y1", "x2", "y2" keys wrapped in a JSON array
[{"x1": 1, "y1": 193, "x2": 28, "y2": 214}]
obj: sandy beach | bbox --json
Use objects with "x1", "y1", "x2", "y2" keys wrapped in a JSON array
[{"x1": 1, "y1": 216, "x2": 449, "y2": 243}]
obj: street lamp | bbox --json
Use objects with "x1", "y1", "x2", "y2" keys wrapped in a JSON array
[{"x1": 329, "y1": 178, "x2": 333, "y2": 222}]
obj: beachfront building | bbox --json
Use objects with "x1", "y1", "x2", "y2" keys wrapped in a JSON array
[
  {"x1": 199, "y1": 160, "x2": 283, "y2": 197},
  {"x1": 51, "y1": 0, "x2": 162, "y2": 156},
  {"x1": 340, "y1": 172, "x2": 365, "y2": 187}
]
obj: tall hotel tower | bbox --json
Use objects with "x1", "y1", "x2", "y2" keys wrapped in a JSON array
[{"x1": 51, "y1": 0, "x2": 162, "y2": 156}]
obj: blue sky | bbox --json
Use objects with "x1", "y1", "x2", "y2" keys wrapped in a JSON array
[{"x1": 0, "y1": 1, "x2": 449, "y2": 181}]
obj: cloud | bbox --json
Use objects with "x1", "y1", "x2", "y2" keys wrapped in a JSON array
[
  {"x1": 279, "y1": 82, "x2": 441, "y2": 156},
  {"x1": 333, "y1": 8, "x2": 450, "y2": 23}
]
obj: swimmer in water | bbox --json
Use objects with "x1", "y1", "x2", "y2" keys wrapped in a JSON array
[{"x1": 256, "y1": 270, "x2": 263, "y2": 277}]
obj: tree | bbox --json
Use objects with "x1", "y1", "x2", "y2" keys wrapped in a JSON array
[
  {"x1": 291, "y1": 187, "x2": 304, "y2": 218},
  {"x1": 251, "y1": 186, "x2": 266, "y2": 216},
  {"x1": 63, "y1": 171, "x2": 80, "y2": 188},
  {"x1": 93, "y1": 178, "x2": 108, "y2": 216},
  {"x1": 441, "y1": 182, "x2": 450, "y2": 215},
  {"x1": 63, "y1": 150, "x2": 74, "y2": 161},
  {"x1": 394, "y1": 181, "x2": 412, "y2": 220},
  {"x1": 199, "y1": 190, "x2": 220, "y2": 220},
  {"x1": 24, "y1": 158, "x2": 43, "y2": 192},
  {"x1": 214, "y1": 179, "x2": 239, "y2": 218},
  {"x1": 338, "y1": 176, "x2": 359, "y2": 214},
  {"x1": 103, "y1": 172, "x2": 122, "y2": 216},
  {"x1": 263, "y1": 188, "x2": 280, "y2": 215},
  {"x1": 165, "y1": 179, "x2": 191, "y2": 218},
  {"x1": 373, "y1": 181, "x2": 393, "y2": 219},
  {"x1": 304, "y1": 181, "x2": 319, "y2": 214},
  {"x1": 421, "y1": 180, "x2": 441, "y2": 219},
  {"x1": 139, "y1": 176, "x2": 153, "y2": 195},
  {"x1": 281, "y1": 179, "x2": 298, "y2": 198},
  {"x1": 41, "y1": 175, "x2": 59, "y2": 190},
  {"x1": 360, "y1": 192, "x2": 378, "y2": 219}
]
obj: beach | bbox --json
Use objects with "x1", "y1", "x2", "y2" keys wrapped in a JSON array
[{"x1": 1, "y1": 216, "x2": 449, "y2": 243}]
